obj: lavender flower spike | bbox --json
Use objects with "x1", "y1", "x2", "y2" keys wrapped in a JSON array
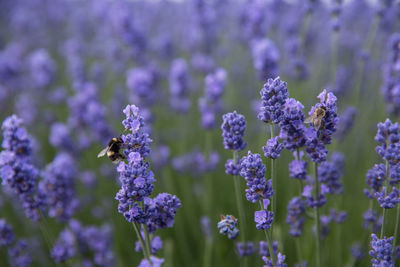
[
  {"x1": 258, "y1": 77, "x2": 289, "y2": 124},
  {"x1": 217, "y1": 215, "x2": 239, "y2": 240},
  {"x1": 369, "y1": 234, "x2": 394, "y2": 267},
  {"x1": 221, "y1": 111, "x2": 247, "y2": 151}
]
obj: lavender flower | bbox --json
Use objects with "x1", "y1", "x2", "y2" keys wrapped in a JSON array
[
  {"x1": 146, "y1": 193, "x2": 182, "y2": 233},
  {"x1": 28, "y1": 48, "x2": 56, "y2": 88},
  {"x1": 136, "y1": 234, "x2": 163, "y2": 254},
  {"x1": 374, "y1": 187, "x2": 400, "y2": 209},
  {"x1": 40, "y1": 153, "x2": 78, "y2": 221},
  {"x1": 289, "y1": 152, "x2": 308, "y2": 180},
  {"x1": 366, "y1": 164, "x2": 386, "y2": 194},
  {"x1": 0, "y1": 115, "x2": 43, "y2": 221},
  {"x1": 240, "y1": 151, "x2": 273, "y2": 203},
  {"x1": 0, "y1": 219, "x2": 15, "y2": 247},
  {"x1": 351, "y1": 243, "x2": 366, "y2": 261},
  {"x1": 217, "y1": 215, "x2": 239, "y2": 240},
  {"x1": 139, "y1": 256, "x2": 165, "y2": 267},
  {"x1": 259, "y1": 241, "x2": 278, "y2": 257},
  {"x1": 318, "y1": 158, "x2": 343, "y2": 195},
  {"x1": 263, "y1": 137, "x2": 284, "y2": 159},
  {"x1": 237, "y1": 242, "x2": 255, "y2": 257},
  {"x1": 126, "y1": 67, "x2": 158, "y2": 107},
  {"x1": 52, "y1": 228, "x2": 76, "y2": 263},
  {"x1": 369, "y1": 234, "x2": 394, "y2": 267},
  {"x1": 254, "y1": 199, "x2": 274, "y2": 230},
  {"x1": 201, "y1": 216, "x2": 213, "y2": 239},
  {"x1": 199, "y1": 68, "x2": 227, "y2": 129},
  {"x1": 286, "y1": 197, "x2": 306, "y2": 237},
  {"x1": 279, "y1": 98, "x2": 307, "y2": 151},
  {"x1": 335, "y1": 107, "x2": 356, "y2": 141},
  {"x1": 225, "y1": 158, "x2": 241, "y2": 176},
  {"x1": 251, "y1": 38, "x2": 280, "y2": 80},
  {"x1": 258, "y1": 77, "x2": 289, "y2": 124},
  {"x1": 221, "y1": 111, "x2": 247, "y2": 151},
  {"x1": 8, "y1": 240, "x2": 32, "y2": 267},
  {"x1": 363, "y1": 209, "x2": 382, "y2": 233},
  {"x1": 302, "y1": 185, "x2": 327, "y2": 208},
  {"x1": 169, "y1": 58, "x2": 191, "y2": 113},
  {"x1": 263, "y1": 252, "x2": 287, "y2": 267}
]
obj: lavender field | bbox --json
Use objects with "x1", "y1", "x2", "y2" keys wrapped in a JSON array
[{"x1": 0, "y1": 0, "x2": 399, "y2": 266}]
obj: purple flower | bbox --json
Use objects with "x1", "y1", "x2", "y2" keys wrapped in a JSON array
[
  {"x1": 263, "y1": 137, "x2": 284, "y2": 159},
  {"x1": 335, "y1": 107, "x2": 356, "y2": 141},
  {"x1": 199, "y1": 68, "x2": 227, "y2": 130},
  {"x1": 258, "y1": 77, "x2": 289, "y2": 124},
  {"x1": 302, "y1": 185, "x2": 327, "y2": 208},
  {"x1": 225, "y1": 158, "x2": 241, "y2": 176},
  {"x1": 289, "y1": 152, "x2": 308, "y2": 180},
  {"x1": 369, "y1": 234, "x2": 394, "y2": 267},
  {"x1": 201, "y1": 216, "x2": 213, "y2": 239},
  {"x1": 218, "y1": 215, "x2": 239, "y2": 240},
  {"x1": 374, "y1": 187, "x2": 400, "y2": 209},
  {"x1": 237, "y1": 242, "x2": 255, "y2": 257},
  {"x1": 49, "y1": 123, "x2": 74, "y2": 153},
  {"x1": 286, "y1": 197, "x2": 306, "y2": 237},
  {"x1": 366, "y1": 164, "x2": 386, "y2": 193},
  {"x1": 138, "y1": 256, "x2": 165, "y2": 267},
  {"x1": 240, "y1": 151, "x2": 273, "y2": 202},
  {"x1": 221, "y1": 111, "x2": 247, "y2": 151},
  {"x1": 255, "y1": 199, "x2": 274, "y2": 230},
  {"x1": 169, "y1": 58, "x2": 191, "y2": 113},
  {"x1": 390, "y1": 163, "x2": 400, "y2": 185},
  {"x1": 126, "y1": 67, "x2": 158, "y2": 107},
  {"x1": 52, "y1": 228, "x2": 76, "y2": 263},
  {"x1": 146, "y1": 193, "x2": 181, "y2": 233},
  {"x1": 136, "y1": 234, "x2": 163, "y2": 254},
  {"x1": 259, "y1": 241, "x2": 278, "y2": 257},
  {"x1": 8, "y1": 240, "x2": 32, "y2": 267},
  {"x1": 307, "y1": 89, "x2": 339, "y2": 145},
  {"x1": 304, "y1": 128, "x2": 328, "y2": 163},
  {"x1": 28, "y1": 48, "x2": 56, "y2": 88},
  {"x1": 0, "y1": 219, "x2": 15, "y2": 247},
  {"x1": 279, "y1": 98, "x2": 307, "y2": 151},
  {"x1": 363, "y1": 209, "x2": 382, "y2": 232},
  {"x1": 351, "y1": 243, "x2": 365, "y2": 261},
  {"x1": 40, "y1": 153, "x2": 79, "y2": 221},
  {"x1": 0, "y1": 115, "x2": 43, "y2": 221},
  {"x1": 251, "y1": 38, "x2": 280, "y2": 80},
  {"x1": 318, "y1": 158, "x2": 343, "y2": 195},
  {"x1": 263, "y1": 252, "x2": 287, "y2": 267}
]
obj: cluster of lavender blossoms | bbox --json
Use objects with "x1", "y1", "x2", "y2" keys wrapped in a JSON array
[
  {"x1": 0, "y1": 115, "x2": 44, "y2": 221},
  {"x1": 115, "y1": 104, "x2": 181, "y2": 264},
  {"x1": 364, "y1": 118, "x2": 400, "y2": 266},
  {"x1": 169, "y1": 58, "x2": 191, "y2": 113},
  {"x1": 0, "y1": 218, "x2": 32, "y2": 267},
  {"x1": 199, "y1": 68, "x2": 227, "y2": 129}
]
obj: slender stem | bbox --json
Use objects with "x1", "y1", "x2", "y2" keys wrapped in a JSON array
[
  {"x1": 381, "y1": 161, "x2": 390, "y2": 239},
  {"x1": 269, "y1": 124, "x2": 277, "y2": 217},
  {"x1": 132, "y1": 222, "x2": 150, "y2": 261},
  {"x1": 259, "y1": 201, "x2": 276, "y2": 265},
  {"x1": 295, "y1": 237, "x2": 303, "y2": 264},
  {"x1": 203, "y1": 239, "x2": 213, "y2": 267},
  {"x1": 143, "y1": 224, "x2": 152, "y2": 256},
  {"x1": 392, "y1": 203, "x2": 400, "y2": 254},
  {"x1": 314, "y1": 162, "x2": 322, "y2": 267},
  {"x1": 233, "y1": 150, "x2": 248, "y2": 267}
]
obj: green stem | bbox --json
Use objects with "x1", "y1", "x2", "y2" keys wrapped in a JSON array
[
  {"x1": 314, "y1": 162, "x2": 322, "y2": 267},
  {"x1": 259, "y1": 201, "x2": 276, "y2": 266},
  {"x1": 203, "y1": 239, "x2": 213, "y2": 267},
  {"x1": 143, "y1": 224, "x2": 152, "y2": 256},
  {"x1": 392, "y1": 203, "x2": 400, "y2": 254},
  {"x1": 269, "y1": 124, "x2": 277, "y2": 217},
  {"x1": 132, "y1": 222, "x2": 150, "y2": 261},
  {"x1": 381, "y1": 161, "x2": 390, "y2": 239},
  {"x1": 233, "y1": 150, "x2": 248, "y2": 267},
  {"x1": 295, "y1": 237, "x2": 303, "y2": 264}
]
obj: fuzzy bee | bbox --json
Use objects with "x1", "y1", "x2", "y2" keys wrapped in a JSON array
[
  {"x1": 304, "y1": 106, "x2": 327, "y2": 130},
  {"x1": 97, "y1": 137, "x2": 125, "y2": 164}
]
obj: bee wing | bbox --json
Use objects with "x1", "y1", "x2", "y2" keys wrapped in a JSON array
[
  {"x1": 314, "y1": 119, "x2": 322, "y2": 130},
  {"x1": 304, "y1": 116, "x2": 313, "y2": 124},
  {"x1": 97, "y1": 147, "x2": 109, "y2": 158}
]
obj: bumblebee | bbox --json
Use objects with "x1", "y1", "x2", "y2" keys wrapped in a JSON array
[
  {"x1": 304, "y1": 106, "x2": 327, "y2": 130},
  {"x1": 97, "y1": 137, "x2": 125, "y2": 164}
]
